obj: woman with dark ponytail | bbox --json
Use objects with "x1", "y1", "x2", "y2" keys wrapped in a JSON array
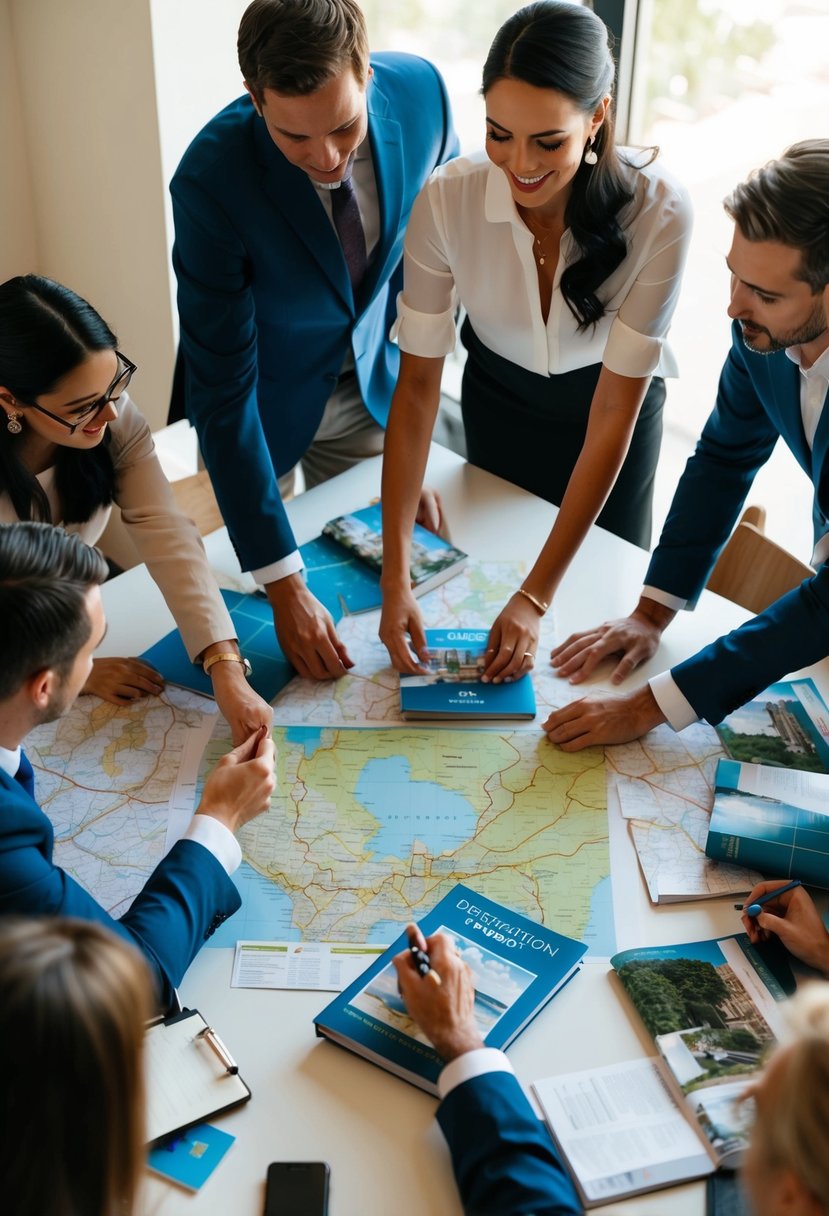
[
  {"x1": 379, "y1": 1, "x2": 691, "y2": 682},
  {"x1": 0, "y1": 274, "x2": 272, "y2": 744}
]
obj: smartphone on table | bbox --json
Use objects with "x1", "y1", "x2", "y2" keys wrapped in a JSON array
[{"x1": 264, "y1": 1161, "x2": 330, "y2": 1216}]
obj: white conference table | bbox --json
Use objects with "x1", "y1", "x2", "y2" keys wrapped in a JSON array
[{"x1": 99, "y1": 443, "x2": 829, "y2": 1215}]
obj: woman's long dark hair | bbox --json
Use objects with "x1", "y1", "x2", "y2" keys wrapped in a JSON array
[
  {"x1": 0, "y1": 275, "x2": 118, "y2": 523},
  {"x1": 483, "y1": 1, "x2": 646, "y2": 330}
]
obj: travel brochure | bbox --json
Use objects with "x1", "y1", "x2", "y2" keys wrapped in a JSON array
[
  {"x1": 322, "y1": 502, "x2": 467, "y2": 596},
  {"x1": 716, "y1": 678, "x2": 829, "y2": 773},
  {"x1": 314, "y1": 884, "x2": 586, "y2": 1095},
  {"x1": 534, "y1": 932, "x2": 793, "y2": 1205},
  {"x1": 706, "y1": 759, "x2": 829, "y2": 888},
  {"x1": 399, "y1": 627, "x2": 536, "y2": 719}
]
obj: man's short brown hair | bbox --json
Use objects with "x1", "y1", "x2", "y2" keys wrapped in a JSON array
[
  {"x1": 724, "y1": 140, "x2": 829, "y2": 294},
  {"x1": 238, "y1": 0, "x2": 370, "y2": 100}
]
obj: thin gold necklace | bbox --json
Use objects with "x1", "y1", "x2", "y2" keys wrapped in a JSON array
[{"x1": 521, "y1": 211, "x2": 560, "y2": 267}]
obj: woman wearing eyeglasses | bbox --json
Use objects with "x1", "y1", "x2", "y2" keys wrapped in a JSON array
[{"x1": 0, "y1": 274, "x2": 272, "y2": 744}]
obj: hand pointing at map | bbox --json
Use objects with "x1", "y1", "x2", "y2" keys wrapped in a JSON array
[{"x1": 196, "y1": 726, "x2": 276, "y2": 834}]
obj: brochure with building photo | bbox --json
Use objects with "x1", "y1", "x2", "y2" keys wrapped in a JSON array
[
  {"x1": 716, "y1": 678, "x2": 829, "y2": 772},
  {"x1": 534, "y1": 933, "x2": 793, "y2": 1206},
  {"x1": 399, "y1": 628, "x2": 536, "y2": 719},
  {"x1": 322, "y1": 502, "x2": 467, "y2": 597}
]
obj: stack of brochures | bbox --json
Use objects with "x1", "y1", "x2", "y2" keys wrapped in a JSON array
[{"x1": 399, "y1": 628, "x2": 536, "y2": 720}]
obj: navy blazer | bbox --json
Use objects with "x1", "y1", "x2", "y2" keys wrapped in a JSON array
[
  {"x1": 438, "y1": 1072, "x2": 583, "y2": 1215},
  {"x1": 171, "y1": 54, "x2": 458, "y2": 572},
  {"x1": 0, "y1": 768, "x2": 240, "y2": 1005},
  {"x1": 645, "y1": 321, "x2": 829, "y2": 723}
]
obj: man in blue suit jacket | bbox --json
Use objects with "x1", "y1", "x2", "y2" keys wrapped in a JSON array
[
  {"x1": 540, "y1": 140, "x2": 829, "y2": 750},
  {"x1": 0, "y1": 523, "x2": 275, "y2": 1008},
  {"x1": 171, "y1": 0, "x2": 458, "y2": 682},
  {"x1": 395, "y1": 929, "x2": 582, "y2": 1215}
]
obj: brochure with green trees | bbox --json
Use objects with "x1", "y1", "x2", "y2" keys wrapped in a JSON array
[{"x1": 533, "y1": 934, "x2": 793, "y2": 1206}]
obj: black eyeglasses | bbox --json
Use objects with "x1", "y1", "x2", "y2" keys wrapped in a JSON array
[{"x1": 20, "y1": 352, "x2": 137, "y2": 435}]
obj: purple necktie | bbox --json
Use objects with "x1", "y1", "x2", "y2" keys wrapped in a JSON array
[
  {"x1": 331, "y1": 176, "x2": 367, "y2": 297},
  {"x1": 15, "y1": 749, "x2": 35, "y2": 799}
]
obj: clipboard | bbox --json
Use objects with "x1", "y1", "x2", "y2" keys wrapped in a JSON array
[{"x1": 145, "y1": 1008, "x2": 251, "y2": 1145}]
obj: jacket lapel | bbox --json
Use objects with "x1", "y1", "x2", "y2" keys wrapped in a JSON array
[
  {"x1": 253, "y1": 117, "x2": 354, "y2": 309},
  {"x1": 364, "y1": 76, "x2": 403, "y2": 308}
]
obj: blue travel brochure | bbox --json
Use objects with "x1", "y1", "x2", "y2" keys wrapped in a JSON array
[
  {"x1": 140, "y1": 589, "x2": 293, "y2": 703},
  {"x1": 314, "y1": 883, "x2": 586, "y2": 1094},
  {"x1": 706, "y1": 757, "x2": 829, "y2": 889},
  {"x1": 148, "y1": 1123, "x2": 235, "y2": 1191},
  {"x1": 322, "y1": 502, "x2": 467, "y2": 597},
  {"x1": 399, "y1": 628, "x2": 536, "y2": 719},
  {"x1": 716, "y1": 678, "x2": 829, "y2": 773}
]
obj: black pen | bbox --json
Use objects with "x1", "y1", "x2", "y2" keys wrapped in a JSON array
[{"x1": 406, "y1": 924, "x2": 441, "y2": 986}]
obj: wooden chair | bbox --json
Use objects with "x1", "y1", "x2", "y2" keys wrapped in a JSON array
[
  {"x1": 169, "y1": 469, "x2": 225, "y2": 537},
  {"x1": 706, "y1": 505, "x2": 813, "y2": 614}
]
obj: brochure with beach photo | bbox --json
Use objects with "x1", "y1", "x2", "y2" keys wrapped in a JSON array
[
  {"x1": 399, "y1": 628, "x2": 537, "y2": 720},
  {"x1": 313, "y1": 883, "x2": 586, "y2": 1094},
  {"x1": 533, "y1": 934, "x2": 793, "y2": 1206},
  {"x1": 716, "y1": 678, "x2": 829, "y2": 773},
  {"x1": 321, "y1": 502, "x2": 467, "y2": 597}
]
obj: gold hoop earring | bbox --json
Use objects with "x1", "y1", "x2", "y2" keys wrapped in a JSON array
[{"x1": 6, "y1": 411, "x2": 22, "y2": 434}]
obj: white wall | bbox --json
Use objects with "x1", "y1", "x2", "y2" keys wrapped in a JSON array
[
  {"x1": 0, "y1": 0, "x2": 37, "y2": 278},
  {"x1": 9, "y1": 0, "x2": 174, "y2": 430},
  {"x1": 149, "y1": 0, "x2": 248, "y2": 326}
]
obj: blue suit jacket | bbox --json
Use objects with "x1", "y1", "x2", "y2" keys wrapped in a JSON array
[
  {"x1": 438, "y1": 1073, "x2": 583, "y2": 1215},
  {"x1": 646, "y1": 321, "x2": 829, "y2": 723},
  {"x1": 0, "y1": 769, "x2": 240, "y2": 1006},
  {"x1": 170, "y1": 54, "x2": 458, "y2": 572}
]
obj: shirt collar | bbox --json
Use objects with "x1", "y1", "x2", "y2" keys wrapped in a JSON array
[
  {"x1": 0, "y1": 743, "x2": 21, "y2": 779},
  {"x1": 785, "y1": 343, "x2": 829, "y2": 378}
]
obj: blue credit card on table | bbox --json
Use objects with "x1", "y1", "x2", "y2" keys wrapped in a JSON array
[{"x1": 148, "y1": 1123, "x2": 235, "y2": 1190}]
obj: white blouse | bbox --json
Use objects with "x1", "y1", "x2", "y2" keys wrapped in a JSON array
[
  {"x1": 392, "y1": 149, "x2": 692, "y2": 380},
  {"x1": 0, "y1": 395, "x2": 234, "y2": 661}
]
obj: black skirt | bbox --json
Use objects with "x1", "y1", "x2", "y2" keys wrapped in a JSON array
[{"x1": 460, "y1": 317, "x2": 665, "y2": 550}]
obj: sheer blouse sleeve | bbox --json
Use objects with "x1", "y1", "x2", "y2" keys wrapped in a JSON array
[
  {"x1": 391, "y1": 177, "x2": 459, "y2": 358},
  {"x1": 602, "y1": 171, "x2": 693, "y2": 379}
]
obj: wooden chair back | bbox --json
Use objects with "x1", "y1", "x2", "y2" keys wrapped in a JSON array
[
  {"x1": 170, "y1": 469, "x2": 225, "y2": 537},
  {"x1": 706, "y1": 505, "x2": 813, "y2": 614}
]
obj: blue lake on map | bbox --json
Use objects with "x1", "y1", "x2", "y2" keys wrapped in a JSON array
[
  {"x1": 355, "y1": 756, "x2": 478, "y2": 855},
  {"x1": 284, "y1": 727, "x2": 327, "y2": 757}
]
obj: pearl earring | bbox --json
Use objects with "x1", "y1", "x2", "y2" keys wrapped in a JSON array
[
  {"x1": 584, "y1": 137, "x2": 598, "y2": 166},
  {"x1": 6, "y1": 412, "x2": 22, "y2": 434}
]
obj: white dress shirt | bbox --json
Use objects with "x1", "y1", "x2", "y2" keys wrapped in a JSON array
[
  {"x1": 648, "y1": 342, "x2": 829, "y2": 730},
  {"x1": 0, "y1": 740, "x2": 240, "y2": 874},
  {"x1": 392, "y1": 149, "x2": 692, "y2": 380},
  {"x1": 251, "y1": 138, "x2": 380, "y2": 588},
  {"x1": 437, "y1": 1046, "x2": 515, "y2": 1099}
]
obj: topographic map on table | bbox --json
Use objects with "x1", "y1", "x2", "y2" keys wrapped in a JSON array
[
  {"x1": 271, "y1": 561, "x2": 571, "y2": 726},
  {"x1": 205, "y1": 724, "x2": 614, "y2": 954},
  {"x1": 609, "y1": 722, "x2": 762, "y2": 904},
  {"x1": 29, "y1": 687, "x2": 216, "y2": 917}
]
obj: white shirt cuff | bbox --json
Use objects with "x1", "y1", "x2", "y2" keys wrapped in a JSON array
[
  {"x1": 437, "y1": 1047, "x2": 514, "y2": 1100},
  {"x1": 250, "y1": 549, "x2": 305, "y2": 587},
  {"x1": 184, "y1": 814, "x2": 243, "y2": 875},
  {"x1": 391, "y1": 292, "x2": 458, "y2": 358},
  {"x1": 642, "y1": 584, "x2": 689, "y2": 613},
  {"x1": 649, "y1": 670, "x2": 700, "y2": 732}
]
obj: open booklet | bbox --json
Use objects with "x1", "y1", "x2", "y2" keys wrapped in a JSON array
[{"x1": 533, "y1": 933, "x2": 794, "y2": 1206}]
